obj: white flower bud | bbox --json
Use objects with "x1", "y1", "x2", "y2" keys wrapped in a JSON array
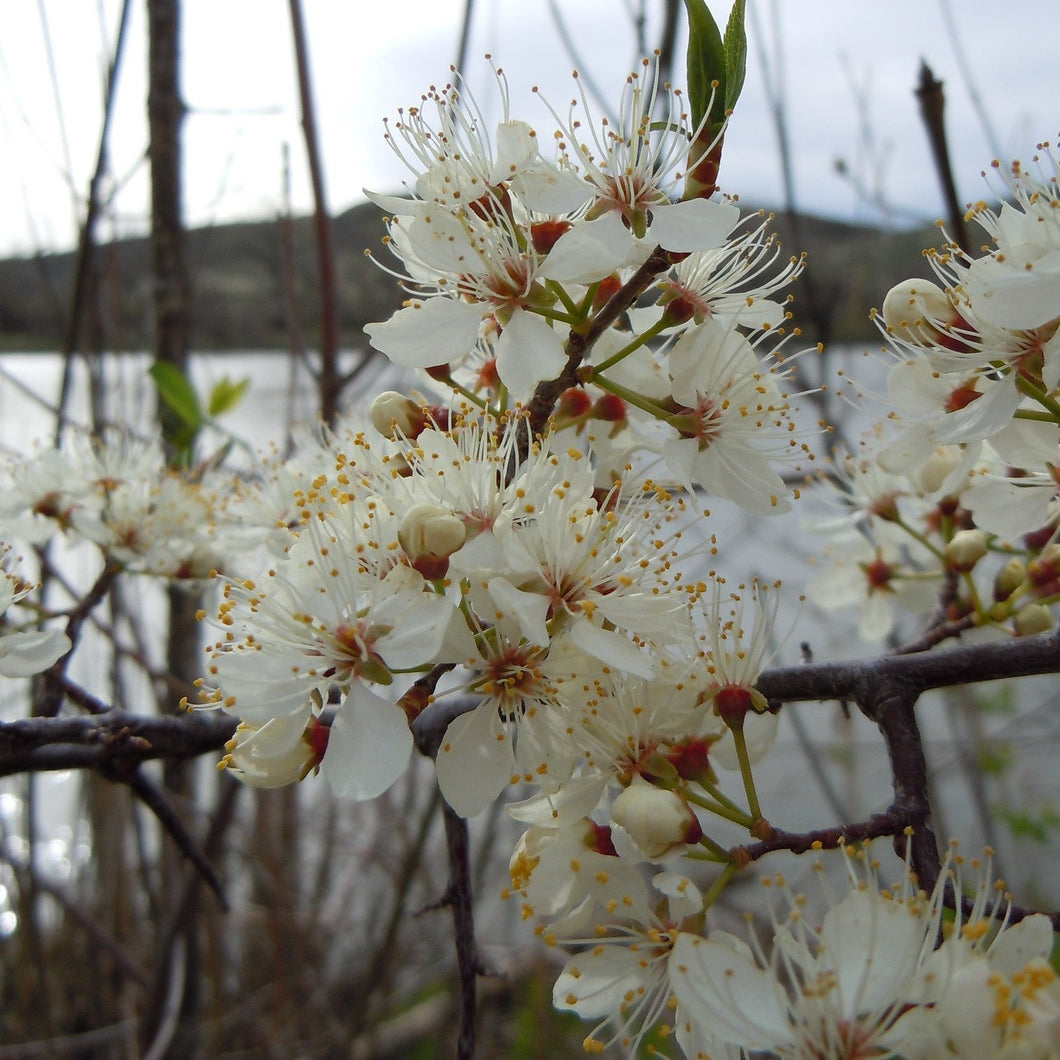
[
  {"x1": 881, "y1": 279, "x2": 953, "y2": 343},
  {"x1": 398, "y1": 503, "x2": 466, "y2": 562},
  {"x1": 911, "y1": 446, "x2": 960, "y2": 496},
  {"x1": 1014, "y1": 603, "x2": 1054, "y2": 637},
  {"x1": 370, "y1": 391, "x2": 425, "y2": 439},
  {"x1": 945, "y1": 529, "x2": 987, "y2": 572},
  {"x1": 994, "y1": 558, "x2": 1027, "y2": 601},
  {"x1": 609, "y1": 779, "x2": 701, "y2": 859},
  {"x1": 222, "y1": 713, "x2": 325, "y2": 788}
]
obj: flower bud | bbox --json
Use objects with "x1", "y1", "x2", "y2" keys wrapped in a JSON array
[
  {"x1": 370, "y1": 391, "x2": 428, "y2": 439},
  {"x1": 398, "y1": 503, "x2": 466, "y2": 578},
  {"x1": 609, "y1": 779, "x2": 702, "y2": 858},
  {"x1": 591, "y1": 393, "x2": 627, "y2": 423},
  {"x1": 221, "y1": 713, "x2": 328, "y2": 788},
  {"x1": 665, "y1": 737, "x2": 717, "y2": 786},
  {"x1": 1028, "y1": 543, "x2": 1060, "y2": 597},
  {"x1": 530, "y1": 219, "x2": 572, "y2": 255},
  {"x1": 1014, "y1": 602, "x2": 1054, "y2": 637},
  {"x1": 556, "y1": 387, "x2": 593, "y2": 421},
  {"x1": 911, "y1": 446, "x2": 960, "y2": 496},
  {"x1": 881, "y1": 279, "x2": 953, "y2": 343},
  {"x1": 994, "y1": 558, "x2": 1027, "y2": 602},
  {"x1": 945, "y1": 529, "x2": 987, "y2": 573}
]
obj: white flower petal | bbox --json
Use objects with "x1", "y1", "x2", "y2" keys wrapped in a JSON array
[
  {"x1": 934, "y1": 378, "x2": 1022, "y2": 444},
  {"x1": 538, "y1": 213, "x2": 634, "y2": 283},
  {"x1": 435, "y1": 701, "x2": 513, "y2": 817},
  {"x1": 495, "y1": 309, "x2": 567, "y2": 399},
  {"x1": 0, "y1": 628, "x2": 70, "y2": 677},
  {"x1": 648, "y1": 198, "x2": 739, "y2": 253},
  {"x1": 377, "y1": 593, "x2": 455, "y2": 669},
  {"x1": 966, "y1": 254, "x2": 1060, "y2": 329},
  {"x1": 321, "y1": 688, "x2": 412, "y2": 800},
  {"x1": 511, "y1": 163, "x2": 594, "y2": 214},
  {"x1": 670, "y1": 932, "x2": 790, "y2": 1048},
  {"x1": 490, "y1": 121, "x2": 540, "y2": 182},
  {"x1": 212, "y1": 651, "x2": 316, "y2": 720},
  {"x1": 364, "y1": 298, "x2": 484, "y2": 367},
  {"x1": 569, "y1": 618, "x2": 655, "y2": 677},
  {"x1": 487, "y1": 576, "x2": 550, "y2": 646}
]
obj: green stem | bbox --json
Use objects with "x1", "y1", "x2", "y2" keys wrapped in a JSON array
[
  {"x1": 685, "y1": 788, "x2": 754, "y2": 828},
  {"x1": 729, "y1": 723, "x2": 763, "y2": 824},
  {"x1": 891, "y1": 515, "x2": 947, "y2": 563},
  {"x1": 1013, "y1": 407, "x2": 1060, "y2": 424},
  {"x1": 435, "y1": 374, "x2": 491, "y2": 412},
  {"x1": 960, "y1": 569, "x2": 987, "y2": 618},
  {"x1": 546, "y1": 280, "x2": 583, "y2": 319},
  {"x1": 525, "y1": 304, "x2": 580, "y2": 326},
  {"x1": 684, "y1": 848, "x2": 731, "y2": 864},
  {"x1": 695, "y1": 832, "x2": 733, "y2": 861},
  {"x1": 1016, "y1": 373, "x2": 1060, "y2": 421},
  {"x1": 698, "y1": 779, "x2": 750, "y2": 817},
  {"x1": 591, "y1": 374, "x2": 674, "y2": 419},
  {"x1": 593, "y1": 318, "x2": 669, "y2": 374},
  {"x1": 699, "y1": 861, "x2": 738, "y2": 912}
]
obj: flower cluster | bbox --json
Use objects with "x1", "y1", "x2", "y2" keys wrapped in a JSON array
[
  {"x1": 807, "y1": 143, "x2": 1060, "y2": 646},
  {"x1": 0, "y1": 429, "x2": 246, "y2": 579},
  {"x1": 364, "y1": 60, "x2": 812, "y2": 509},
  {"x1": 4, "y1": 24, "x2": 1058, "y2": 1059},
  {"x1": 198, "y1": 406, "x2": 782, "y2": 823},
  {"x1": 672, "y1": 842, "x2": 1060, "y2": 1059}
]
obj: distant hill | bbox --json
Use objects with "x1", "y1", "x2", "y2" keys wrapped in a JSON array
[{"x1": 0, "y1": 199, "x2": 941, "y2": 353}]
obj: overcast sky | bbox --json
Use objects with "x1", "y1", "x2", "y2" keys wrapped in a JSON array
[{"x1": 1, "y1": 0, "x2": 1058, "y2": 259}]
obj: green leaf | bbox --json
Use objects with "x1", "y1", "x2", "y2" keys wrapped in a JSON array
[
  {"x1": 207, "y1": 375, "x2": 250, "y2": 418},
  {"x1": 149, "y1": 361, "x2": 202, "y2": 430},
  {"x1": 682, "y1": 0, "x2": 725, "y2": 129},
  {"x1": 683, "y1": 0, "x2": 747, "y2": 128},
  {"x1": 722, "y1": 0, "x2": 748, "y2": 113},
  {"x1": 996, "y1": 804, "x2": 1060, "y2": 844}
]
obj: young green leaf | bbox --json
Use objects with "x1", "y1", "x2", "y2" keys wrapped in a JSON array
[
  {"x1": 149, "y1": 361, "x2": 203, "y2": 430},
  {"x1": 207, "y1": 376, "x2": 250, "y2": 418},
  {"x1": 723, "y1": 0, "x2": 748, "y2": 113},
  {"x1": 682, "y1": 0, "x2": 726, "y2": 130}
]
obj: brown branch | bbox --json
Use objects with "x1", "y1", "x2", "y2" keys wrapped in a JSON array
[
  {"x1": 525, "y1": 245, "x2": 671, "y2": 439},
  {"x1": 118, "y1": 766, "x2": 228, "y2": 908},
  {"x1": 916, "y1": 61, "x2": 971, "y2": 254},
  {"x1": 287, "y1": 0, "x2": 341, "y2": 426},
  {"x1": 410, "y1": 697, "x2": 488, "y2": 1060},
  {"x1": 36, "y1": 558, "x2": 123, "y2": 717},
  {"x1": 0, "y1": 710, "x2": 237, "y2": 773},
  {"x1": 439, "y1": 798, "x2": 487, "y2": 1060},
  {"x1": 52, "y1": 0, "x2": 134, "y2": 446},
  {"x1": 755, "y1": 625, "x2": 1060, "y2": 708},
  {"x1": 0, "y1": 844, "x2": 149, "y2": 987}
]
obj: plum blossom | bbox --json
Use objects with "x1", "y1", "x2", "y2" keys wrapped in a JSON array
[
  {"x1": 663, "y1": 318, "x2": 807, "y2": 512},
  {"x1": 0, "y1": 547, "x2": 70, "y2": 678},
  {"x1": 547, "y1": 863, "x2": 717, "y2": 1056},
  {"x1": 806, "y1": 530, "x2": 941, "y2": 642},
  {"x1": 671, "y1": 844, "x2": 946, "y2": 1059},
  {"x1": 364, "y1": 205, "x2": 570, "y2": 399},
  {"x1": 537, "y1": 58, "x2": 740, "y2": 280}
]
